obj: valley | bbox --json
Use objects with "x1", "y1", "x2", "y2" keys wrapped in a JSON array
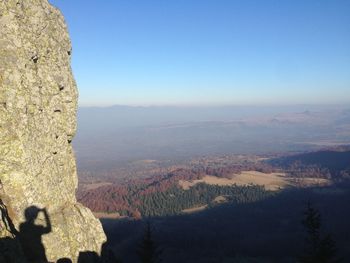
[
  {"x1": 77, "y1": 148, "x2": 348, "y2": 219},
  {"x1": 73, "y1": 105, "x2": 350, "y2": 262}
]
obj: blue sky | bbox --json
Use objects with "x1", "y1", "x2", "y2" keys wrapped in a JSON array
[{"x1": 50, "y1": 0, "x2": 350, "y2": 106}]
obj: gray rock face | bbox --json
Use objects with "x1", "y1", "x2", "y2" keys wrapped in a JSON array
[{"x1": 0, "y1": 0, "x2": 106, "y2": 262}]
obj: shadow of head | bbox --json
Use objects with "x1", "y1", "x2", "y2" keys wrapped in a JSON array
[
  {"x1": 24, "y1": 206, "x2": 41, "y2": 222},
  {"x1": 18, "y1": 206, "x2": 51, "y2": 262}
]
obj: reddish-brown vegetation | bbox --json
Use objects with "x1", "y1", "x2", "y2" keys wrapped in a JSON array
[{"x1": 77, "y1": 161, "x2": 277, "y2": 216}]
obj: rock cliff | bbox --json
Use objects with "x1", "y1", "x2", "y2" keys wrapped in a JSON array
[{"x1": 0, "y1": 0, "x2": 106, "y2": 262}]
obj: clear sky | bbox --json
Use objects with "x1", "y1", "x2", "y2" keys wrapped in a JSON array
[{"x1": 50, "y1": 0, "x2": 350, "y2": 106}]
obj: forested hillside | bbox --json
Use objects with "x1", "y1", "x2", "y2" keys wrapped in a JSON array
[
  {"x1": 268, "y1": 149, "x2": 350, "y2": 180},
  {"x1": 78, "y1": 164, "x2": 274, "y2": 217},
  {"x1": 103, "y1": 182, "x2": 350, "y2": 263},
  {"x1": 78, "y1": 148, "x2": 350, "y2": 219}
]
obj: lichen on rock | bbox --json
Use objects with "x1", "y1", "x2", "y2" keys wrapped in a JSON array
[{"x1": 0, "y1": 0, "x2": 106, "y2": 262}]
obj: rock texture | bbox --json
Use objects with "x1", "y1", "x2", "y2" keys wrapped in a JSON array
[{"x1": 0, "y1": 0, "x2": 106, "y2": 262}]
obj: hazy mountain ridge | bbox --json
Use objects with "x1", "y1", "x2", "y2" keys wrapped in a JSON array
[{"x1": 74, "y1": 105, "x2": 350, "y2": 176}]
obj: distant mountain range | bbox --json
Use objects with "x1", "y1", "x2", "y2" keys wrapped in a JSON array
[{"x1": 73, "y1": 105, "x2": 350, "y2": 174}]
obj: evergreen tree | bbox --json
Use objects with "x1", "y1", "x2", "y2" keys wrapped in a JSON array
[
  {"x1": 298, "y1": 202, "x2": 342, "y2": 263},
  {"x1": 137, "y1": 222, "x2": 162, "y2": 263}
]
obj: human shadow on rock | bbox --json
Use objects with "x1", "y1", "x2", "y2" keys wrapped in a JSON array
[
  {"x1": 0, "y1": 201, "x2": 120, "y2": 263},
  {"x1": 0, "y1": 201, "x2": 51, "y2": 263},
  {"x1": 19, "y1": 206, "x2": 52, "y2": 262}
]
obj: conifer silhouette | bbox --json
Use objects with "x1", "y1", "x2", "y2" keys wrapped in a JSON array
[
  {"x1": 137, "y1": 222, "x2": 162, "y2": 263},
  {"x1": 298, "y1": 202, "x2": 342, "y2": 263}
]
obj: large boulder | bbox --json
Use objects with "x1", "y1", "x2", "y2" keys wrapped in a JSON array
[{"x1": 0, "y1": 0, "x2": 106, "y2": 261}]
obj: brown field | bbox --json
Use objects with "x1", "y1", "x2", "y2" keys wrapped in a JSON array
[
  {"x1": 213, "y1": 195, "x2": 228, "y2": 203},
  {"x1": 182, "y1": 205, "x2": 208, "y2": 214},
  {"x1": 288, "y1": 177, "x2": 332, "y2": 188},
  {"x1": 179, "y1": 171, "x2": 332, "y2": 191},
  {"x1": 93, "y1": 212, "x2": 124, "y2": 219},
  {"x1": 82, "y1": 182, "x2": 113, "y2": 191}
]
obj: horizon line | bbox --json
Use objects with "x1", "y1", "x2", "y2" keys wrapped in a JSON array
[{"x1": 77, "y1": 102, "x2": 350, "y2": 108}]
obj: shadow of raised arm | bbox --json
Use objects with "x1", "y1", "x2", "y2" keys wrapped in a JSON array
[
  {"x1": 18, "y1": 206, "x2": 52, "y2": 262},
  {"x1": 41, "y1": 207, "x2": 52, "y2": 234}
]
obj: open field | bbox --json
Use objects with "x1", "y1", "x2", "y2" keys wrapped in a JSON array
[
  {"x1": 93, "y1": 212, "x2": 124, "y2": 219},
  {"x1": 288, "y1": 177, "x2": 332, "y2": 188},
  {"x1": 179, "y1": 171, "x2": 331, "y2": 191},
  {"x1": 182, "y1": 205, "x2": 208, "y2": 214},
  {"x1": 213, "y1": 195, "x2": 228, "y2": 203},
  {"x1": 81, "y1": 182, "x2": 113, "y2": 191}
]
